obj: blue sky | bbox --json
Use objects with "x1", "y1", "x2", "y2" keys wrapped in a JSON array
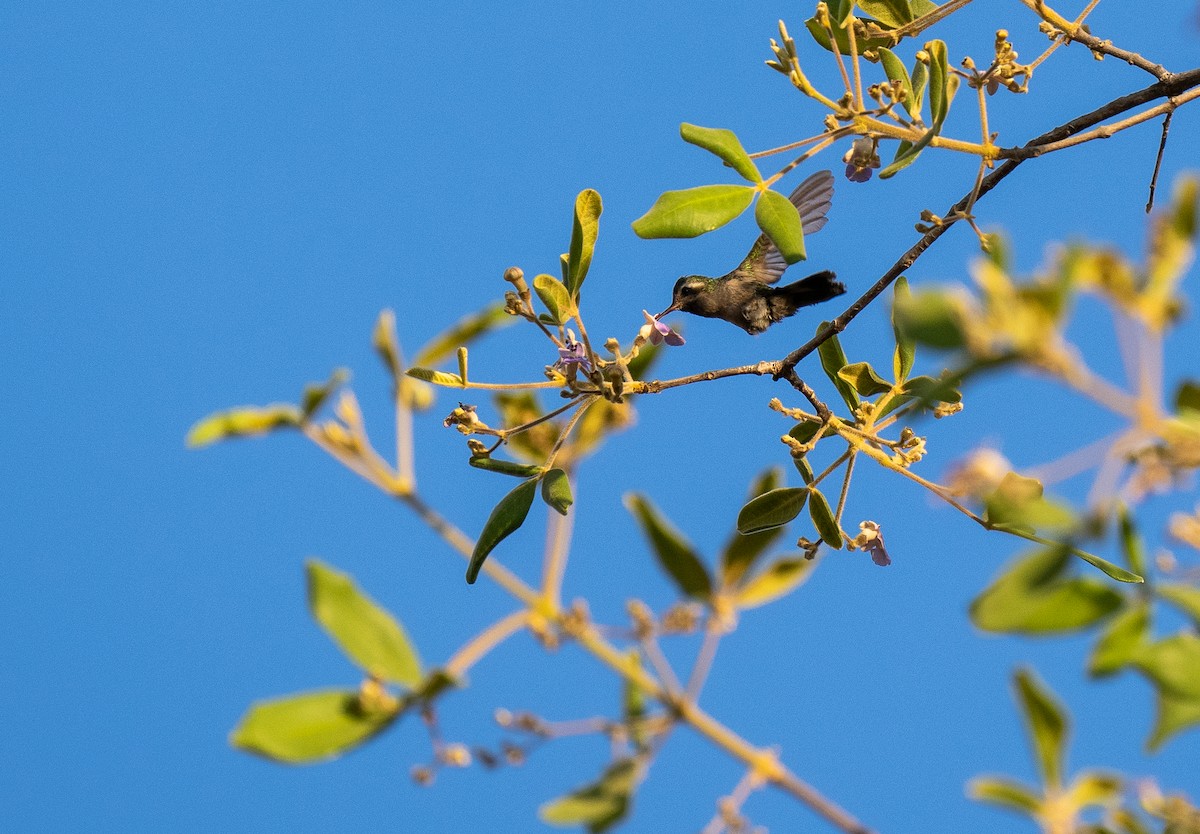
[{"x1": 3, "y1": 3, "x2": 1199, "y2": 832}]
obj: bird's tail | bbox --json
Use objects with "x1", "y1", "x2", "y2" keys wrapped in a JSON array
[{"x1": 768, "y1": 270, "x2": 846, "y2": 322}]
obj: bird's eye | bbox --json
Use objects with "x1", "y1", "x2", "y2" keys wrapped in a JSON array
[{"x1": 679, "y1": 282, "x2": 698, "y2": 297}]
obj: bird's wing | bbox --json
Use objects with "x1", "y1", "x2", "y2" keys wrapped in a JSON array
[{"x1": 727, "y1": 169, "x2": 835, "y2": 287}]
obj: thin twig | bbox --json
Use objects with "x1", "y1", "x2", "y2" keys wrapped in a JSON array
[{"x1": 1146, "y1": 110, "x2": 1173, "y2": 213}]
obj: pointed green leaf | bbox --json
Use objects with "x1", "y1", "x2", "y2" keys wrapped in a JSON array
[
  {"x1": 1088, "y1": 602, "x2": 1150, "y2": 677},
  {"x1": 567, "y1": 189, "x2": 602, "y2": 297},
  {"x1": 533, "y1": 273, "x2": 575, "y2": 325},
  {"x1": 720, "y1": 467, "x2": 785, "y2": 587},
  {"x1": 1117, "y1": 505, "x2": 1147, "y2": 576},
  {"x1": 1147, "y1": 687, "x2": 1200, "y2": 751},
  {"x1": 1072, "y1": 549, "x2": 1144, "y2": 584},
  {"x1": 467, "y1": 478, "x2": 538, "y2": 584},
  {"x1": 413, "y1": 304, "x2": 511, "y2": 367},
  {"x1": 231, "y1": 689, "x2": 399, "y2": 764},
  {"x1": 632, "y1": 185, "x2": 755, "y2": 239},
  {"x1": 826, "y1": 0, "x2": 854, "y2": 26},
  {"x1": 302, "y1": 369, "x2": 350, "y2": 418},
  {"x1": 405, "y1": 367, "x2": 465, "y2": 388},
  {"x1": 970, "y1": 546, "x2": 1124, "y2": 634},
  {"x1": 1134, "y1": 633, "x2": 1200, "y2": 698},
  {"x1": 926, "y1": 39, "x2": 950, "y2": 126},
  {"x1": 625, "y1": 493, "x2": 713, "y2": 600},
  {"x1": 879, "y1": 128, "x2": 936, "y2": 179},
  {"x1": 1014, "y1": 668, "x2": 1067, "y2": 789},
  {"x1": 793, "y1": 453, "x2": 815, "y2": 484},
  {"x1": 307, "y1": 560, "x2": 422, "y2": 687},
  {"x1": 878, "y1": 48, "x2": 915, "y2": 118},
  {"x1": 736, "y1": 488, "x2": 809, "y2": 535},
  {"x1": 540, "y1": 758, "x2": 638, "y2": 833},
  {"x1": 735, "y1": 557, "x2": 816, "y2": 609},
  {"x1": 755, "y1": 188, "x2": 806, "y2": 264},
  {"x1": 373, "y1": 309, "x2": 404, "y2": 383},
  {"x1": 808, "y1": 488, "x2": 843, "y2": 549},
  {"x1": 909, "y1": 57, "x2": 929, "y2": 120},
  {"x1": 468, "y1": 456, "x2": 544, "y2": 478},
  {"x1": 680, "y1": 123, "x2": 761, "y2": 183},
  {"x1": 540, "y1": 468, "x2": 574, "y2": 516},
  {"x1": 186, "y1": 404, "x2": 303, "y2": 448},
  {"x1": 891, "y1": 276, "x2": 916, "y2": 382},
  {"x1": 838, "y1": 362, "x2": 893, "y2": 396},
  {"x1": 967, "y1": 776, "x2": 1042, "y2": 814},
  {"x1": 816, "y1": 322, "x2": 860, "y2": 411},
  {"x1": 1156, "y1": 583, "x2": 1200, "y2": 626}
]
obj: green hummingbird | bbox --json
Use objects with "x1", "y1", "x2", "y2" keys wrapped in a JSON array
[{"x1": 655, "y1": 170, "x2": 845, "y2": 335}]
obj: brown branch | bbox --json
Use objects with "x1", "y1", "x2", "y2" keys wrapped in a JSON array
[{"x1": 776, "y1": 66, "x2": 1200, "y2": 378}]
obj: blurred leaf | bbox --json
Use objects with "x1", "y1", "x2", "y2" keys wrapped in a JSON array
[
  {"x1": 567, "y1": 189, "x2": 602, "y2": 298},
  {"x1": 301, "y1": 369, "x2": 349, "y2": 419},
  {"x1": 891, "y1": 276, "x2": 916, "y2": 382},
  {"x1": 307, "y1": 560, "x2": 422, "y2": 687},
  {"x1": 187, "y1": 404, "x2": 303, "y2": 448},
  {"x1": 541, "y1": 468, "x2": 574, "y2": 516},
  {"x1": 626, "y1": 340, "x2": 661, "y2": 380},
  {"x1": 625, "y1": 493, "x2": 713, "y2": 600},
  {"x1": 755, "y1": 188, "x2": 806, "y2": 264},
  {"x1": 231, "y1": 689, "x2": 398, "y2": 764},
  {"x1": 632, "y1": 185, "x2": 755, "y2": 239},
  {"x1": 468, "y1": 456, "x2": 544, "y2": 478},
  {"x1": 1134, "y1": 633, "x2": 1200, "y2": 698},
  {"x1": 413, "y1": 304, "x2": 511, "y2": 368},
  {"x1": 808, "y1": 488, "x2": 843, "y2": 549},
  {"x1": 736, "y1": 487, "x2": 809, "y2": 535},
  {"x1": 893, "y1": 288, "x2": 967, "y2": 348},
  {"x1": 467, "y1": 478, "x2": 538, "y2": 584},
  {"x1": 413, "y1": 669, "x2": 460, "y2": 702},
  {"x1": 373, "y1": 309, "x2": 404, "y2": 383},
  {"x1": 735, "y1": 557, "x2": 816, "y2": 609},
  {"x1": 816, "y1": 322, "x2": 860, "y2": 411},
  {"x1": 721, "y1": 467, "x2": 786, "y2": 587},
  {"x1": 1117, "y1": 505, "x2": 1147, "y2": 576},
  {"x1": 1156, "y1": 583, "x2": 1200, "y2": 626},
  {"x1": 838, "y1": 361, "x2": 893, "y2": 396},
  {"x1": 540, "y1": 758, "x2": 638, "y2": 833},
  {"x1": 984, "y1": 472, "x2": 1076, "y2": 534},
  {"x1": 826, "y1": 0, "x2": 853, "y2": 26},
  {"x1": 897, "y1": 374, "x2": 961, "y2": 408},
  {"x1": 970, "y1": 546, "x2": 1124, "y2": 634},
  {"x1": 534, "y1": 274, "x2": 574, "y2": 325},
  {"x1": 494, "y1": 392, "x2": 559, "y2": 462},
  {"x1": 405, "y1": 367, "x2": 465, "y2": 388},
  {"x1": 1067, "y1": 770, "x2": 1122, "y2": 810},
  {"x1": 680, "y1": 123, "x2": 761, "y2": 183},
  {"x1": 1175, "y1": 379, "x2": 1200, "y2": 418},
  {"x1": 1014, "y1": 668, "x2": 1067, "y2": 789},
  {"x1": 1147, "y1": 686, "x2": 1200, "y2": 751},
  {"x1": 967, "y1": 776, "x2": 1041, "y2": 814},
  {"x1": 1088, "y1": 602, "x2": 1150, "y2": 677}
]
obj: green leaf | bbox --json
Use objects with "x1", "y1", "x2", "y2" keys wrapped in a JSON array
[
  {"x1": 540, "y1": 758, "x2": 639, "y2": 833},
  {"x1": 533, "y1": 274, "x2": 575, "y2": 324},
  {"x1": 857, "y1": 0, "x2": 917, "y2": 28},
  {"x1": 1147, "y1": 686, "x2": 1200, "y2": 751},
  {"x1": 373, "y1": 309, "x2": 403, "y2": 383},
  {"x1": 540, "y1": 468, "x2": 574, "y2": 516},
  {"x1": 1073, "y1": 550, "x2": 1144, "y2": 584},
  {"x1": 984, "y1": 472, "x2": 1077, "y2": 534},
  {"x1": 816, "y1": 322, "x2": 860, "y2": 411},
  {"x1": 306, "y1": 560, "x2": 422, "y2": 687},
  {"x1": 1157, "y1": 583, "x2": 1200, "y2": 626},
  {"x1": 1067, "y1": 770, "x2": 1123, "y2": 810},
  {"x1": 413, "y1": 304, "x2": 511, "y2": 367},
  {"x1": 838, "y1": 361, "x2": 893, "y2": 396},
  {"x1": 1088, "y1": 602, "x2": 1150, "y2": 677},
  {"x1": 735, "y1": 557, "x2": 816, "y2": 609},
  {"x1": 1133, "y1": 633, "x2": 1200, "y2": 698},
  {"x1": 878, "y1": 127, "x2": 936, "y2": 179},
  {"x1": 891, "y1": 276, "x2": 916, "y2": 381},
  {"x1": 468, "y1": 456, "x2": 544, "y2": 478},
  {"x1": 909, "y1": 57, "x2": 929, "y2": 121},
  {"x1": 231, "y1": 689, "x2": 399, "y2": 764},
  {"x1": 1014, "y1": 668, "x2": 1067, "y2": 789},
  {"x1": 826, "y1": 0, "x2": 854, "y2": 26},
  {"x1": 736, "y1": 488, "x2": 809, "y2": 535},
  {"x1": 567, "y1": 189, "x2": 602, "y2": 298},
  {"x1": 186, "y1": 404, "x2": 303, "y2": 448},
  {"x1": 467, "y1": 478, "x2": 538, "y2": 584},
  {"x1": 926, "y1": 39, "x2": 950, "y2": 125},
  {"x1": 967, "y1": 776, "x2": 1042, "y2": 814},
  {"x1": 1175, "y1": 379, "x2": 1200, "y2": 418},
  {"x1": 625, "y1": 493, "x2": 713, "y2": 600},
  {"x1": 632, "y1": 185, "x2": 756, "y2": 239},
  {"x1": 405, "y1": 367, "x2": 465, "y2": 388},
  {"x1": 680, "y1": 123, "x2": 761, "y2": 183},
  {"x1": 804, "y1": 17, "x2": 894, "y2": 58},
  {"x1": 301, "y1": 368, "x2": 349, "y2": 418},
  {"x1": 755, "y1": 188, "x2": 806, "y2": 264},
  {"x1": 808, "y1": 488, "x2": 843, "y2": 549},
  {"x1": 970, "y1": 546, "x2": 1124, "y2": 634},
  {"x1": 1117, "y1": 505, "x2": 1147, "y2": 576},
  {"x1": 720, "y1": 467, "x2": 785, "y2": 587}
]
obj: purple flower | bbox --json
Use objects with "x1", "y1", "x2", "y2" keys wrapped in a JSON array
[
  {"x1": 855, "y1": 520, "x2": 891, "y2": 566},
  {"x1": 842, "y1": 137, "x2": 880, "y2": 183},
  {"x1": 555, "y1": 329, "x2": 593, "y2": 373},
  {"x1": 642, "y1": 310, "x2": 685, "y2": 346}
]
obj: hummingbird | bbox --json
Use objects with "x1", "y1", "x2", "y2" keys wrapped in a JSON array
[{"x1": 656, "y1": 169, "x2": 845, "y2": 335}]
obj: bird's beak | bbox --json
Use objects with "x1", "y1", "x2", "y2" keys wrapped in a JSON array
[{"x1": 655, "y1": 302, "x2": 679, "y2": 319}]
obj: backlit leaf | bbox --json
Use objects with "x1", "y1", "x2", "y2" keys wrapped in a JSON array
[
  {"x1": 413, "y1": 304, "x2": 511, "y2": 367},
  {"x1": 735, "y1": 557, "x2": 815, "y2": 609},
  {"x1": 467, "y1": 478, "x2": 538, "y2": 584},
  {"x1": 231, "y1": 689, "x2": 398, "y2": 764},
  {"x1": 891, "y1": 275, "x2": 916, "y2": 381},
  {"x1": 632, "y1": 185, "x2": 755, "y2": 239},
  {"x1": 816, "y1": 322, "x2": 860, "y2": 411},
  {"x1": 540, "y1": 758, "x2": 639, "y2": 833},
  {"x1": 1014, "y1": 668, "x2": 1067, "y2": 789},
  {"x1": 967, "y1": 776, "x2": 1041, "y2": 814},
  {"x1": 625, "y1": 494, "x2": 712, "y2": 600},
  {"x1": 534, "y1": 274, "x2": 574, "y2": 324},
  {"x1": 567, "y1": 189, "x2": 602, "y2": 298},
  {"x1": 755, "y1": 188, "x2": 806, "y2": 264},
  {"x1": 838, "y1": 361, "x2": 893, "y2": 396},
  {"x1": 680, "y1": 123, "x2": 761, "y2": 183},
  {"x1": 186, "y1": 404, "x2": 303, "y2": 448}
]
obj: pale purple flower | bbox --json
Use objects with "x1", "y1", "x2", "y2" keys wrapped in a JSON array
[
  {"x1": 555, "y1": 329, "x2": 592, "y2": 373},
  {"x1": 856, "y1": 520, "x2": 891, "y2": 566},
  {"x1": 842, "y1": 137, "x2": 880, "y2": 183},
  {"x1": 642, "y1": 310, "x2": 685, "y2": 346}
]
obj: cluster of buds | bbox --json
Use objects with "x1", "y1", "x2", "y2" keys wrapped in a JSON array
[
  {"x1": 961, "y1": 30, "x2": 1031, "y2": 95},
  {"x1": 442, "y1": 402, "x2": 487, "y2": 435},
  {"x1": 890, "y1": 426, "x2": 927, "y2": 467}
]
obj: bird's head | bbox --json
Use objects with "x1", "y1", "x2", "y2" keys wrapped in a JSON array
[{"x1": 657, "y1": 275, "x2": 709, "y2": 318}]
